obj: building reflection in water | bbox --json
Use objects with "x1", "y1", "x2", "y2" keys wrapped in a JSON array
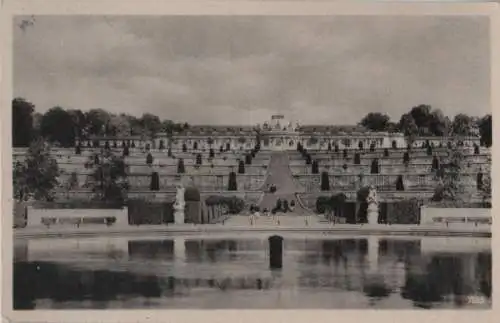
[{"x1": 13, "y1": 236, "x2": 492, "y2": 309}]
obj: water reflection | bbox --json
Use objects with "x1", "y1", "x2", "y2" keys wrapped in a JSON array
[{"x1": 13, "y1": 236, "x2": 491, "y2": 309}]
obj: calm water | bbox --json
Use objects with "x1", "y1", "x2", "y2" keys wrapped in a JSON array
[{"x1": 13, "y1": 233, "x2": 491, "y2": 309}]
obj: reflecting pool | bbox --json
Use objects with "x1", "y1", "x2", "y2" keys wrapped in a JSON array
[{"x1": 13, "y1": 234, "x2": 491, "y2": 309}]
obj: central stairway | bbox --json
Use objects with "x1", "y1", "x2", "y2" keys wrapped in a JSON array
[{"x1": 258, "y1": 152, "x2": 310, "y2": 215}]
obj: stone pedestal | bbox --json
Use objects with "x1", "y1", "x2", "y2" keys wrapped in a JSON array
[
  {"x1": 174, "y1": 208, "x2": 185, "y2": 224},
  {"x1": 367, "y1": 203, "x2": 379, "y2": 225}
]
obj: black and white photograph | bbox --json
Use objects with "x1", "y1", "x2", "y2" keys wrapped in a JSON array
[{"x1": 4, "y1": 2, "x2": 495, "y2": 316}]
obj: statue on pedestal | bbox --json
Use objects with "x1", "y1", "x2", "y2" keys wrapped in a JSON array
[
  {"x1": 366, "y1": 185, "x2": 379, "y2": 225},
  {"x1": 174, "y1": 183, "x2": 186, "y2": 224}
]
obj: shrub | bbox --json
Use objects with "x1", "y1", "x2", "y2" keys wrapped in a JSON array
[
  {"x1": 206, "y1": 195, "x2": 245, "y2": 214},
  {"x1": 403, "y1": 152, "x2": 410, "y2": 165},
  {"x1": 426, "y1": 145, "x2": 432, "y2": 156},
  {"x1": 146, "y1": 153, "x2": 153, "y2": 165},
  {"x1": 184, "y1": 187, "x2": 201, "y2": 201},
  {"x1": 386, "y1": 199, "x2": 421, "y2": 224},
  {"x1": 177, "y1": 158, "x2": 185, "y2": 174},
  {"x1": 311, "y1": 160, "x2": 319, "y2": 174},
  {"x1": 316, "y1": 196, "x2": 330, "y2": 213},
  {"x1": 370, "y1": 159, "x2": 380, "y2": 174},
  {"x1": 150, "y1": 172, "x2": 160, "y2": 191},
  {"x1": 431, "y1": 156, "x2": 440, "y2": 171},
  {"x1": 320, "y1": 171, "x2": 330, "y2": 191},
  {"x1": 228, "y1": 172, "x2": 237, "y2": 191},
  {"x1": 354, "y1": 153, "x2": 361, "y2": 165},
  {"x1": 396, "y1": 175, "x2": 405, "y2": 191},
  {"x1": 238, "y1": 160, "x2": 245, "y2": 174},
  {"x1": 305, "y1": 154, "x2": 312, "y2": 165}
]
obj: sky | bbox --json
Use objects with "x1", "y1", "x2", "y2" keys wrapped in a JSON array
[{"x1": 13, "y1": 15, "x2": 490, "y2": 125}]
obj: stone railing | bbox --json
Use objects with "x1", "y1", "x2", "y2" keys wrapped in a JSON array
[
  {"x1": 289, "y1": 153, "x2": 490, "y2": 165},
  {"x1": 294, "y1": 173, "x2": 480, "y2": 192},
  {"x1": 57, "y1": 171, "x2": 267, "y2": 192},
  {"x1": 290, "y1": 162, "x2": 488, "y2": 175}
]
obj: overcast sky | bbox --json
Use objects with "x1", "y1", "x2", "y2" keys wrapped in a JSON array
[{"x1": 13, "y1": 15, "x2": 490, "y2": 125}]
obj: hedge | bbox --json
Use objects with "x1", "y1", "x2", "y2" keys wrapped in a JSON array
[
  {"x1": 385, "y1": 199, "x2": 422, "y2": 224},
  {"x1": 320, "y1": 172, "x2": 330, "y2": 191},
  {"x1": 228, "y1": 172, "x2": 237, "y2": 191},
  {"x1": 205, "y1": 195, "x2": 245, "y2": 214}
]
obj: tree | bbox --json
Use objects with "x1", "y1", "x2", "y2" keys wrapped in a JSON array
[
  {"x1": 13, "y1": 138, "x2": 60, "y2": 201},
  {"x1": 320, "y1": 172, "x2": 330, "y2": 191},
  {"x1": 398, "y1": 113, "x2": 419, "y2": 141},
  {"x1": 228, "y1": 172, "x2": 237, "y2": 191},
  {"x1": 85, "y1": 109, "x2": 110, "y2": 136},
  {"x1": 434, "y1": 144, "x2": 465, "y2": 201},
  {"x1": 89, "y1": 150, "x2": 128, "y2": 202},
  {"x1": 409, "y1": 104, "x2": 432, "y2": 133},
  {"x1": 177, "y1": 158, "x2": 185, "y2": 174},
  {"x1": 478, "y1": 114, "x2": 492, "y2": 147},
  {"x1": 107, "y1": 113, "x2": 131, "y2": 137},
  {"x1": 146, "y1": 153, "x2": 153, "y2": 166},
  {"x1": 359, "y1": 112, "x2": 391, "y2": 131},
  {"x1": 12, "y1": 98, "x2": 35, "y2": 147},
  {"x1": 311, "y1": 160, "x2": 319, "y2": 174},
  {"x1": 451, "y1": 114, "x2": 475, "y2": 136},
  {"x1": 140, "y1": 113, "x2": 162, "y2": 137},
  {"x1": 238, "y1": 160, "x2": 245, "y2": 174},
  {"x1": 428, "y1": 109, "x2": 450, "y2": 136}
]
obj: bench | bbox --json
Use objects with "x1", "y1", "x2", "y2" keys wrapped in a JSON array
[{"x1": 41, "y1": 216, "x2": 117, "y2": 228}]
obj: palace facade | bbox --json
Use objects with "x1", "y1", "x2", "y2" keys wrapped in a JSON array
[{"x1": 77, "y1": 115, "x2": 482, "y2": 151}]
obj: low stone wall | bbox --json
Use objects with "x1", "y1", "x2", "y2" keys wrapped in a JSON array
[
  {"x1": 26, "y1": 206, "x2": 129, "y2": 227},
  {"x1": 420, "y1": 206, "x2": 492, "y2": 225}
]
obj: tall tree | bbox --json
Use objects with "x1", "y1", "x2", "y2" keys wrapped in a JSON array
[
  {"x1": 13, "y1": 138, "x2": 60, "y2": 201},
  {"x1": 409, "y1": 104, "x2": 432, "y2": 133},
  {"x1": 89, "y1": 150, "x2": 128, "y2": 202},
  {"x1": 67, "y1": 109, "x2": 87, "y2": 140},
  {"x1": 85, "y1": 109, "x2": 110, "y2": 136},
  {"x1": 40, "y1": 107, "x2": 76, "y2": 147},
  {"x1": 359, "y1": 112, "x2": 391, "y2": 131},
  {"x1": 12, "y1": 98, "x2": 35, "y2": 147},
  {"x1": 451, "y1": 113, "x2": 475, "y2": 136},
  {"x1": 140, "y1": 113, "x2": 162, "y2": 137},
  {"x1": 478, "y1": 114, "x2": 492, "y2": 147},
  {"x1": 428, "y1": 109, "x2": 450, "y2": 136}
]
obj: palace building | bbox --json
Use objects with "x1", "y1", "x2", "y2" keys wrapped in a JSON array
[{"x1": 78, "y1": 114, "x2": 481, "y2": 151}]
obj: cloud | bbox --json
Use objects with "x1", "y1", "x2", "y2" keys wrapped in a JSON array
[{"x1": 13, "y1": 15, "x2": 490, "y2": 125}]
